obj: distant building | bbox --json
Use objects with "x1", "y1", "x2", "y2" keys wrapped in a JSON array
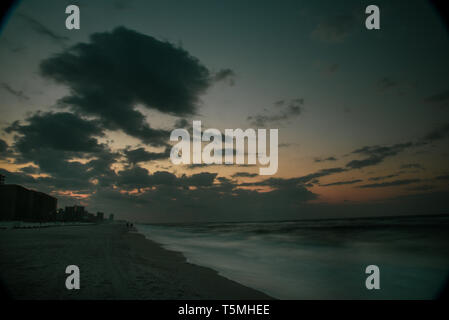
[
  {"x1": 64, "y1": 205, "x2": 86, "y2": 221},
  {"x1": 0, "y1": 184, "x2": 57, "y2": 221},
  {"x1": 109, "y1": 214, "x2": 114, "y2": 221},
  {"x1": 96, "y1": 212, "x2": 104, "y2": 221},
  {"x1": 0, "y1": 174, "x2": 5, "y2": 185}
]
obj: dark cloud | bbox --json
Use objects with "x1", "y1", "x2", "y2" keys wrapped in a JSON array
[
  {"x1": 377, "y1": 77, "x2": 397, "y2": 91},
  {"x1": 0, "y1": 138, "x2": 13, "y2": 160},
  {"x1": 40, "y1": 27, "x2": 216, "y2": 146},
  {"x1": 116, "y1": 166, "x2": 155, "y2": 190},
  {"x1": 241, "y1": 167, "x2": 347, "y2": 188},
  {"x1": 423, "y1": 123, "x2": 449, "y2": 142},
  {"x1": 0, "y1": 139, "x2": 7, "y2": 153},
  {"x1": 400, "y1": 163, "x2": 424, "y2": 170},
  {"x1": 0, "y1": 82, "x2": 29, "y2": 100},
  {"x1": 247, "y1": 98, "x2": 303, "y2": 127},
  {"x1": 368, "y1": 173, "x2": 400, "y2": 181},
  {"x1": 315, "y1": 156, "x2": 337, "y2": 163},
  {"x1": 213, "y1": 68, "x2": 236, "y2": 86},
  {"x1": 19, "y1": 165, "x2": 40, "y2": 174},
  {"x1": 6, "y1": 111, "x2": 105, "y2": 157},
  {"x1": 123, "y1": 147, "x2": 169, "y2": 165},
  {"x1": 87, "y1": 174, "x2": 317, "y2": 222},
  {"x1": 0, "y1": 168, "x2": 38, "y2": 186},
  {"x1": 174, "y1": 118, "x2": 190, "y2": 129},
  {"x1": 180, "y1": 172, "x2": 217, "y2": 187},
  {"x1": 344, "y1": 124, "x2": 449, "y2": 171},
  {"x1": 116, "y1": 167, "x2": 217, "y2": 191},
  {"x1": 3, "y1": 111, "x2": 122, "y2": 192},
  {"x1": 425, "y1": 89, "x2": 449, "y2": 107},
  {"x1": 358, "y1": 179, "x2": 421, "y2": 189},
  {"x1": 18, "y1": 13, "x2": 68, "y2": 44},
  {"x1": 311, "y1": 15, "x2": 357, "y2": 43},
  {"x1": 346, "y1": 142, "x2": 413, "y2": 169},
  {"x1": 435, "y1": 174, "x2": 449, "y2": 181},
  {"x1": 320, "y1": 179, "x2": 362, "y2": 187},
  {"x1": 406, "y1": 184, "x2": 435, "y2": 192},
  {"x1": 185, "y1": 163, "x2": 214, "y2": 169},
  {"x1": 232, "y1": 172, "x2": 258, "y2": 178}
]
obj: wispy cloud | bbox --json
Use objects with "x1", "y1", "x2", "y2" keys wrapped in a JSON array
[
  {"x1": 320, "y1": 179, "x2": 362, "y2": 187},
  {"x1": 247, "y1": 99, "x2": 303, "y2": 127},
  {"x1": 18, "y1": 13, "x2": 68, "y2": 44},
  {"x1": 358, "y1": 179, "x2": 421, "y2": 189},
  {"x1": 311, "y1": 15, "x2": 357, "y2": 43},
  {"x1": 0, "y1": 82, "x2": 29, "y2": 100}
]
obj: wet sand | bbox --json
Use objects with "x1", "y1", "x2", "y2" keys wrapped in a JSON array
[{"x1": 0, "y1": 224, "x2": 272, "y2": 299}]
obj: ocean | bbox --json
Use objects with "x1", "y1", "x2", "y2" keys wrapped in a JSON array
[{"x1": 136, "y1": 215, "x2": 449, "y2": 299}]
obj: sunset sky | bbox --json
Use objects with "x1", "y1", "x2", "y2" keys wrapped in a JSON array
[{"x1": 0, "y1": 0, "x2": 448, "y2": 222}]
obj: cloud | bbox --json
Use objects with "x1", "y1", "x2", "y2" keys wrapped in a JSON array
[
  {"x1": 0, "y1": 139, "x2": 7, "y2": 153},
  {"x1": 377, "y1": 77, "x2": 397, "y2": 91},
  {"x1": 314, "y1": 156, "x2": 337, "y2": 163},
  {"x1": 123, "y1": 147, "x2": 169, "y2": 165},
  {"x1": 344, "y1": 124, "x2": 449, "y2": 171},
  {"x1": 425, "y1": 89, "x2": 449, "y2": 107},
  {"x1": 0, "y1": 168, "x2": 38, "y2": 185},
  {"x1": 6, "y1": 111, "x2": 106, "y2": 157},
  {"x1": 346, "y1": 142, "x2": 413, "y2": 169},
  {"x1": 19, "y1": 165, "x2": 40, "y2": 174},
  {"x1": 311, "y1": 15, "x2": 357, "y2": 43},
  {"x1": 435, "y1": 174, "x2": 449, "y2": 181},
  {"x1": 400, "y1": 163, "x2": 425, "y2": 170},
  {"x1": 320, "y1": 179, "x2": 362, "y2": 187},
  {"x1": 406, "y1": 184, "x2": 435, "y2": 192},
  {"x1": 423, "y1": 123, "x2": 449, "y2": 142},
  {"x1": 232, "y1": 172, "x2": 258, "y2": 178},
  {"x1": 180, "y1": 172, "x2": 217, "y2": 187},
  {"x1": 368, "y1": 173, "x2": 400, "y2": 181},
  {"x1": 213, "y1": 68, "x2": 236, "y2": 86},
  {"x1": 40, "y1": 27, "x2": 217, "y2": 146},
  {"x1": 358, "y1": 179, "x2": 421, "y2": 189},
  {"x1": 174, "y1": 118, "x2": 190, "y2": 129},
  {"x1": 3, "y1": 111, "x2": 121, "y2": 191},
  {"x1": 116, "y1": 167, "x2": 218, "y2": 191},
  {"x1": 18, "y1": 13, "x2": 69, "y2": 44},
  {"x1": 247, "y1": 98, "x2": 303, "y2": 127},
  {"x1": 0, "y1": 138, "x2": 13, "y2": 161},
  {"x1": 241, "y1": 167, "x2": 347, "y2": 188},
  {"x1": 0, "y1": 83, "x2": 29, "y2": 100}
]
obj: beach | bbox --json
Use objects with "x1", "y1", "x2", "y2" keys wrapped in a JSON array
[{"x1": 0, "y1": 224, "x2": 272, "y2": 300}]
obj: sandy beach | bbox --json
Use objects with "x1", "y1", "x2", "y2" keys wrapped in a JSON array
[{"x1": 0, "y1": 224, "x2": 272, "y2": 300}]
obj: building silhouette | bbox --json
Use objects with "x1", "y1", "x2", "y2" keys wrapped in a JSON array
[
  {"x1": 0, "y1": 184, "x2": 57, "y2": 221},
  {"x1": 64, "y1": 205, "x2": 86, "y2": 221}
]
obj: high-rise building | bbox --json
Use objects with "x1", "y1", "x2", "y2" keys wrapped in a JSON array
[
  {"x1": 96, "y1": 212, "x2": 104, "y2": 221},
  {"x1": 109, "y1": 213, "x2": 114, "y2": 221},
  {"x1": 64, "y1": 205, "x2": 86, "y2": 221}
]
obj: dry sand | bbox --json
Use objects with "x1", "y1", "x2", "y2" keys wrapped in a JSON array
[{"x1": 0, "y1": 224, "x2": 272, "y2": 299}]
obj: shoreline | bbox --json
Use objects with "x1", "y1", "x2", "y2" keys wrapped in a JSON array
[{"x1": 0, "y1": 223, "x2": 273, "y2": 299}]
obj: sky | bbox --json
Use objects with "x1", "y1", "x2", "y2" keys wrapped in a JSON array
[{"x1": 0, "y1": 0, "x2": 448, "y2": 223}]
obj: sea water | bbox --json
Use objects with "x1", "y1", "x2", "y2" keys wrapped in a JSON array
[{"x1": 136, "y1": 215, "x2": 449, "y2": 299}]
